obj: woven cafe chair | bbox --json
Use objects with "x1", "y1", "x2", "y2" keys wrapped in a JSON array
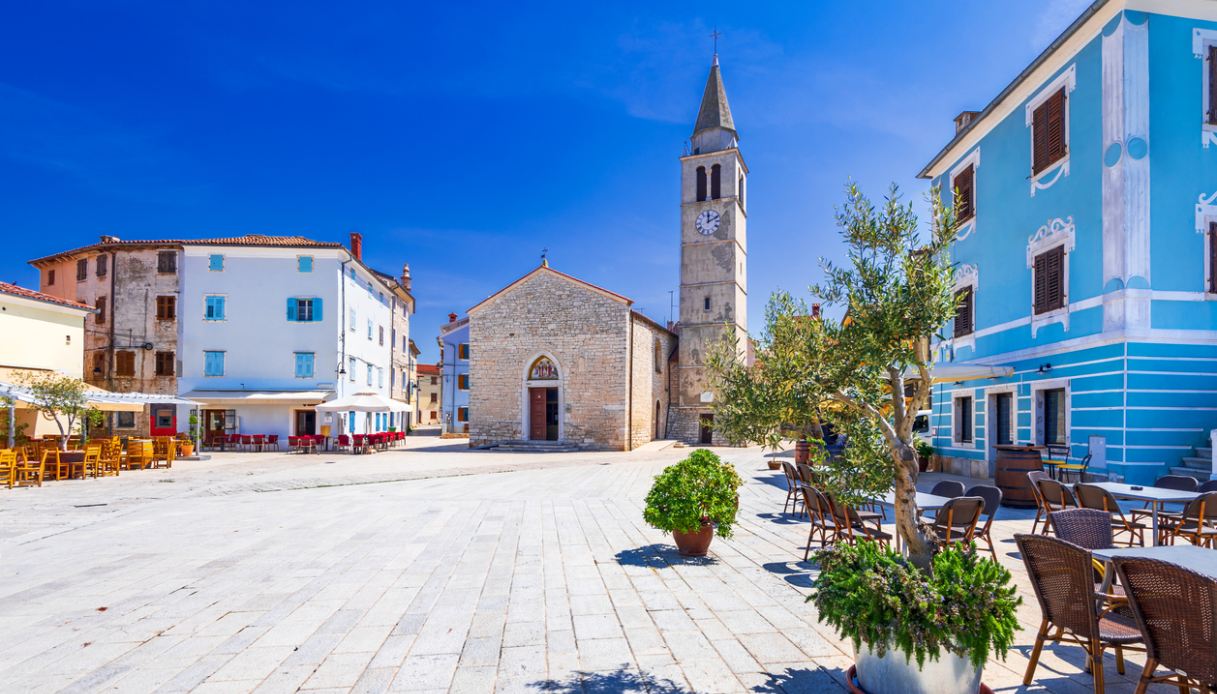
[
  {"x1": 929, "y1": 496, "x2": 985, "y2": 549},
  {"x1": 1050, "y1": 508, "x2": 1123, "y2": 599},
  {"x1": 800, "y1": 486, "x2": 837, "y2": 560},
  {"x1": 1113, "y1": 557, "x2": 1217, "y2": 694},
  {"x1": 1200, "y1": 479, "x2": 1217, "y2": 494},
  {"x1": 919, "y1": 480, "x2": 965, "y2": 522},
  {"x1": 1129, "y1": 474, "x2": 1197, "y2": 526},
  {"x1": 827, "y1": 494, "x2": 892, "y2": 549},
  {"x1": 1037, "y1": 477, "x2": 1078, "y2": 516},
  {"x1": 1160, "y1": 491, "x2": 1217, "y2": 548},
  {"x1": 1076, "y1": 483, "x2": 1147, "y2": 547},
  {"x1": 1027, "y1": 470, "x2": 1052, "y2": 535},
  {"x1": 965, "y1": 484, "x2": 1003, "y2": 560},
  {"x1": 780, "y1": 461, "x2": 803, "y2": 516},
  {"x1": 1016, "y1": 534, "x2": 1143, "y2": 693}
]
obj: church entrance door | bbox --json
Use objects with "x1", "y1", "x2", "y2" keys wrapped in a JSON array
[
  {"x1": 529, "y1": 388, "x2": 559, "y2": 441},
  {"x1": 699, "y1": 414, "x2": 714, "y2": 445}
]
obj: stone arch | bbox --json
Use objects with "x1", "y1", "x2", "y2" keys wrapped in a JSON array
[{"x1": 522, "y1": 353, "x2": 563, "y2": 442}]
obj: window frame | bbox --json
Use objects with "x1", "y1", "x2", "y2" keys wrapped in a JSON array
[
  {"x1": 115, "y1": 350, "x2": 136, "y2": 377},
  {"x1": 96, "y1": 254, "x2": 108, "y2": 278},
  {"x1": 208, "y1": 254, "x2": 224, "y2": 272},
  {"x1": 953, "y1": 286, "x2": 974, "y2": 339},
  {"x1": 294, "y1": 351, "x2": 316, "y2": 379},
  {"x1": 157, "y1": 251, "x2": 177, "y2": 274},
  {"x1": 95, "y1": 296, "x2": 107, "y2": 325},
  {"x1": 156, "y1": 295, "x2": 176, "y2": 321},
  {"x1": 953, "y1": 395, "x2": 974, "y2": 446},
  {"x1": 155, "y1": 350, "x2": 175, "y2": 377},
  {"x1": 1024, "y1": 64, "x2": 1075, "y2": 195},
  {"x1": 458, "y1": 343, "x2": 469, "y2": 360},
  {"x1": 1032, "y1": 380, "x2": 1070, "y2": 448},
  {"x1": 203, "y1": 350, "x2": 226, "y2": 377},
  {"x1": 47, "y1": 269, "x2": 55, "y2": 286},
  {"x1": 204, "y1": 294, "x2": 227, "y2": 321},
  {"x1": 115, "y1": 411, "x2": 136, "y2": 429},
  {"x1": 297, "y1": 255, "x2": 314, "y2": 273},
  {"x1": 457, "y1": 374, "x2": 469, "y2": 391},
  {"x1": 1026, "y1": 217, "x2": 1076, "y2": 337},
  {"x1": 76, "y1": 259, "x2": 88, "y2": 281}
]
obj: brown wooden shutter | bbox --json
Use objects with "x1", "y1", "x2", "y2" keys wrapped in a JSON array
[
  {"x1": 1032, "y1": 89, "x2": 1066, "y2": 174},
  {"x1": 1209, "y1": 46, "x2": 1217, "y2": 125},
  {"x1": 1033, "y1": 246, "x2": 1065, "y2": 314},
  {"x1": 1047, "y1": 90, "x2": 1067, "y2": 164},
  {"x1": 953, "y1": 287, "x2": 973, "y2": 337},
  {"x1": 953, "y1": 165, "x2": 974, "y2": 222},
  {"x1": 1209, "y1": 222, "x2": 1217, "y2": 292}
]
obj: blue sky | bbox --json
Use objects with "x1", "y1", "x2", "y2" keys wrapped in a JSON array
[{"x1": 0, "y1": 0, "x2": 1089, "y2": 362}]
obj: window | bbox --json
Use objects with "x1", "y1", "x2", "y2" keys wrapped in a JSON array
[
  {"x1": 710, "y1": 163, "x2": 721, "y2": 199},
  {"x1": 295, "y1": 352, "x2": 315, "y2": 378},
  {"x1": 204, "y1": 350, "x2": 225, "y2": 377},
  {"x1": 287, "y1": 297, "x2": 322, "y2": 322},
  {"x1": 458, "y1": 374, "x2": 469, "y2": 390},
  {"x1": 47, "y1": 269, "x2": 55, "y2": 286},
  {"x1": 458, "y1": 343, "x2": 469, "y2": 360},
  {"x1": 1042, "y1": 388, "x2": 1067, "y2": 446},
  {"x1": 156, "y1": 295, "x2": 176, "y2": 321},
  {"x1": 379, "y1": 326, "x2": 384, "y2": 345},
  {"x1": 158, "y1": 251, "x2": 176, "y2": 274},
  {"x1": 115, "y1": 411, "x2": 135, "y2": 429},
  {"x1": 208, "y1": 254, "x2": 224, "y2": 271},
  {"x1": 1208, "y1": 43, "x2": 1217, "y2": 126},
  {"x1": 76, "y1": 259, "x2": 87, "y2": 281},
  {"x1": 703, "y1": 296, "x2": 711, "y2": 311},
  {"x1": 1033, "y1": 246, "x2": 1065, "y2": 315},
  {"x1": 367, "y1": 319, "x2": 373, "y2": 340},
  {"x1": 367, "y1": 363, "x2": 373, "y2": 386},
  {"x1": 155, "y1": 351, "x2": 174, "y2": 376},
  {"x1": 654, "y1": 339, "x2": 663, "y2": 373},
  {"x1": 348, "y1": 357, "x2": 356, "y2": 382},
  {"x1": 953, "y1": 396, "x2": 973, "y2": 444},
  {"x1": 204, "y1": 295, "x2": 226, "y2": 321},
  {"x1": 349, "y1": 308, "x2": 356, "y2": 331},
  {"x1": 1031, "y1": 89, "x2": 1067, "y2": 175},
  {"x1": 377, "y1": 367, "x2": 383, "y2": 388},
  {"x1": 96, "y1": 255, "x2": 108, "y2": 278},
  {"x1": 95, "y1": 296, "x2": 107, "y2": 325},
  {"x1": 953, "y1": 164, "x2": 975, "y2": 223},
  {"x1": 953, "y1": 287, "x2": 974, "y2": 338},
  {"x1": 738, "y1": 173, "x2": 745, "y2": 208},
  {"x1": 457, "y1": 406, "x2": 468, "y2": 423},
  {"x1": 429, "y1": 392, "x2": 437, "y2": 404},
  {"x1": 297, "y1": 255, "x2": 313, "y2": 272},
  {"x1": 430, "y1": 376, "x2": 437, "y2": 385},
  {"x1": 115, "y1": 350, "x2": 135, "y2": 377},
  {"x1": 696, "y1": 166, "x2": 707, "y2": 202}
]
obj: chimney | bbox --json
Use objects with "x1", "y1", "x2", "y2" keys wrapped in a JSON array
[
  {"x1": 953, "y1": 110, "x2": 981, "y2": 134},
  {"x1": 348, "y1": 231, "x2": 363, "y2": 261},
  {"x1": 811, "y1": 303, "x2": 821, "y2": 319},
  {"x1": 448, "y1": 312, "x2": 457, "y2": 323},
  {"x1": 99, "y1": 234, "x2": 120, "y2": 244},
  {"x1": 401, "y1": 263, "x2": 412, "y2": 292}
]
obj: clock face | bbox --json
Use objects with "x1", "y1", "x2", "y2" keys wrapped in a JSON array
[{"x1": 695, "y1": 209, "x2": 721, "y2": 236}]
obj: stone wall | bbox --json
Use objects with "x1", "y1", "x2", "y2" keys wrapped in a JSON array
[
  {"x1": 628, "y1": 316, "x2": 676, "y2": 449},
  {"x1": 469, "y1": 269, "x2": 630, "y2": 450}
]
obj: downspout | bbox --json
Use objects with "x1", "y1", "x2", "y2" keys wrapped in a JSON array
[{"x1": 626, "y1": 317, "x2": 633, "y2": 450}]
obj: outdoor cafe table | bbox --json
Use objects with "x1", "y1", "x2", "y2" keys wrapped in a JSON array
[
  {"x1": 1085, "y1": 481, "x2": 1198, "y2": 546},
  {"x1": 876, "y1": 490, "x2": 953, "y2": 553},
  {"x1": 1093, "y1": 544, "x2": 1217, "y2": 593}
]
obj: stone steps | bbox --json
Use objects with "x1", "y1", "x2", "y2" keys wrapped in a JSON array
[
  {"x1": 492, "y1": 440, "x2": 583, "y2": 453},
  {"x1": 1171, "y1": 466, "x2": 1210, "y2": 482},
  {"x1": 1197, "y1": 446, "x2": 1213, "y2": 459},
  {"x1": 1181, "y1": 456, "x2": 1211, "y2": 470}
]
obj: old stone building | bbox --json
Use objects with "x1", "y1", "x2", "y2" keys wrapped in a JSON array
[{"x1": 467, "y1": 263, "x2": 676, "y2": 451}]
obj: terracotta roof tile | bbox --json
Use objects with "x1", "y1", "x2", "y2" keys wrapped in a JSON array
[
  {"x1": 29, "y1": 234, "x2": 344, "y2": 265},
  {"x1": 0, "y1": 281, "x2": 93, "y2": 312},
  {"x1": 416, "y1": 363, "x2": 441, "y2": 375}
]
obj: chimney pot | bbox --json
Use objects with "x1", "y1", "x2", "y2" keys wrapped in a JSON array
[
  {"x1": 401, "y1": 263, "x2": 412, "y2": 291},
  {"x1": 348, "y1": 231, "x2": 363, "y2": 261},
  {"x1": 99, "y1": 234, "x2": 120, "y2": 244},
  {"x1": 448, "y1": 312, "x2": 457, "y2": 323},
  {"x1": 953, "y1": 110, "x2": 982, "y2": 135}
]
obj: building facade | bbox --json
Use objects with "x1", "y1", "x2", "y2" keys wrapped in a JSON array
[
  {"x1": 415, "y1": 363, "x2": 442, "y2": 429},
  {"x1": 374, "y1": 264, "x2": 415, "y2": 411},
  {"x1": 922, "y1": 0, "x2": 1217, "y2": 483},
  {"x1": 439, "y1": 313, "x2": 470, "y2": 434}
]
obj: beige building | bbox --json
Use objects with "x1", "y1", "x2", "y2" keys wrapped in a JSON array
[
  {"x1": 467, "y1": 263, "x2": 676, "y2": 451},
  {"x1": 373, "y1": 264, "x2": 415, "y2": 408},
  {"x1": 415, "y1": 363, "x2": 441, "y2": 429}
]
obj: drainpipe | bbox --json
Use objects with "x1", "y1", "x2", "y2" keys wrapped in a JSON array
[{"x1": 626, "y1": 317, "x2": 633, "y2": 450}]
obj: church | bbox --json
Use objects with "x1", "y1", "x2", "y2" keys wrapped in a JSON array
[{"x1": 465, "y1": 54, "x2": 749, "y2": 450}]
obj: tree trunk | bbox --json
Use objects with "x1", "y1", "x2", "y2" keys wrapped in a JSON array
[{"x1": 892, "y1": 440, "x2": 933, "y2": 569}]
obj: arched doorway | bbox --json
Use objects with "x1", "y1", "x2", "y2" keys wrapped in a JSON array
[{"x1": 524, "y1": 355, "x2": 561, "y2": 441}]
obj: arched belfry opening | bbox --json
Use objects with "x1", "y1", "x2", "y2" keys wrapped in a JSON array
[
  {"x1": 524, "y1": 355, "x2": 561, "y2": 441},
  {"x1": 696, "y1": 166, "x2": 707, "y2": 202}
]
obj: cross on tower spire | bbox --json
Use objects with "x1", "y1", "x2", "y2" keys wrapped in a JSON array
[{"x1": 710, "y1": 27, "x2": 721, "y2": 63}]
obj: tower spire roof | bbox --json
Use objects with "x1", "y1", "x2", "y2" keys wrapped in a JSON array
[{"x1": 692, "y1": 56, "x2": 736, "y2": 138}]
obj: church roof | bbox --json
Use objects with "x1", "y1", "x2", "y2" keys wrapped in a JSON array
[
  {"x1": 692, "y1": 55, "x2": 736, "y2": 137},
  {"x1": 467, "y1": 263, "x2": 632, "y2": 315}
]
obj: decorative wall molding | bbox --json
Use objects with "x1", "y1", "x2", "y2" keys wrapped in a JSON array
[
  {"x1": 954, "y1": 263, "x2": 979, "y2": 290},
  {"x1": 1195, "y1": 29, "x2": 1217, "y2": 147},
  {"x1": 1026, "y1": 217, "x2": 1077, "y2": 267},
  {"x1": 1026, "y1": 64, "x2": 1077, "y2": 197},
  {"x1": 1025, "y1": 64, "x2": 1078, "y2": 124},
  {"x1": 950, "y1": 264, "x2": 979, "y2": 352},
  {"x1": 1195, "y1": 190, "x2": 1217, "y2": 234}
]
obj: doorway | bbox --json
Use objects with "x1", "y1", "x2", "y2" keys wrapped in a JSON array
[
  {"x1": 698, "y1": 414, "x2": 714, "y2": 445},
  {"x1": 203, "y1": 409, "x2": 227, "y2": 442},
  {"x1": 987, "y1": 391, "x2": 1014, "y2": 476},
  {"x1": 528, "y1": 387, "x2": 559, "y2": 441},
  {"x1": 295, "y1": 410, "x2": 317, "y2": 435},
  {"x1": 150, "y1": 404, "x2": 176, "y2": 437}
]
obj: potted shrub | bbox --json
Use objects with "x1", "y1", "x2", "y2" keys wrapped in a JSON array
[
  {"x1": 643, "y1": 449, "x2": 742, "y2": 556},
  {"x1": 811, "y1": 541, "x2": 1019, "y2": 694},
  {"x1": 914, "y1": 439, "x2": 934, "y2": 473},
  {"x1": 177, "y1": 433, "x2": 194, "y2": 457}
]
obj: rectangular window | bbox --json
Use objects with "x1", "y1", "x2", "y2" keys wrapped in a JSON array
[
  {"x1": 1031, "y1": 89, "x2": 1067, "y2": 175},
  {"x1": 294, "y1": 352, "x2": 315, "y2": 378},
  {"x1": 703, "y1": 296, "x2": 711, "y2": 311},
  {"x1": 47, "y1": 269, "x2": 55, "y2": 286},
  {"x1": 430, "y1": 376, "x2": 437, "y2": 386},
  {"x1": 96, "y1": 255, "x2": 108, "y2": 278},
  {"x1": 287, "y1": 297, "x2": 322, "y2": 322},
  {"x1": 115, "y1": 411, "x2": 135, "y2": 429},
  {"x1": 953, "y1": 287, "x2": 974, "y2": 338},
  {"x1": 953, "y1": 164, "x2": 975, "y2": 223},
  {"x1": 297, "y1": 255, "x2": 313, "y2": 272},
  {"x1": 208, "y1": 254, "x2": 224, "y2": 271},
  {"x1": 155, "y1": 350, "x2": 175, "y2": 376},
  {"x1": 429, "y1": 392, "x2": 437, "y2": 404},
  {"x1": 115, "y1": 350, "x2": 135, "y2": 377},
  {"x1": 158, "y1": 251, "x2": 177, "y2": 274},
  {"x1": 379, "y1": 326, "x2": 384, "y2": 346},
  {"x1": 377, "y1": 367, "x2": 383, "y2": 388},
  {"x1": 349, "y1": 308, "x2": 356, "y2": 331},
  {"x1": 458, "y1": 343, "x2": 470, "y2": 360},
  {"x1": 76, "y1": 259, "x2": 87, "y2": 281},
  {"x1": 1033, "y1": 246, "x2": 1065, "y2": 315},
  {"x1": 367, "y1": 364, "x2": 373, "y2": 386},
  {"x1": 367, "y1": 319, "x2": 373, "y2": 340},
  {"x1": 95, "y1": 296, "x2": 107, "y2": 325},
  {"x1": 156, "y1": 295, "x2": 176, "y2": 321},
  {"x1": 953, "y1": 396, "x2": 973, "y2": 444},
  {"x1": 1042, "y1": 388, "x2": 1067, "y2": 446},
  {"x1": 458, "y1": 374, "x2": 469, "y2": 390},
  {"x1": 457, "y1": 406, "x2": 468, "y2": 422},
  {"x1": 205, "y1": 295, "x2": 226, "y2": 321},
  {"x1": 204, "y1": 350, "x2": 225, "y2": 377},
  {"x1": 348, "y1": 357, "x2": 356, "y2": 382},
  {"x1": 1209, "y1": 44, "x2": 1217, "y2": 125}
]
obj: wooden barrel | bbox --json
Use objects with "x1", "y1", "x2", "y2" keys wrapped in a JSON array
[{"x1": 994, "y1": 445, "x2": 1043, "y2": 508}]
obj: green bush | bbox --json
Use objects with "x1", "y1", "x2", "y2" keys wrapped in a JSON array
[
  {"x1": 914, "y1": 439, "x2": 934, "y2": 461},
  {"x1": 810, "y1": 540, "x2": 1019, "y2": 669},
  {"x1": 643, "y1": 449, "x2": 743, "y2": 538}
]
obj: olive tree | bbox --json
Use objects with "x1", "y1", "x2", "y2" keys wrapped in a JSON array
[{"x1": 19, "y1": 372, "x2": 92, "y2": 451}]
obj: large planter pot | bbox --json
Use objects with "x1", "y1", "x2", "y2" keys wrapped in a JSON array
[
  {"x1": 852, "y1": 643, "x2": 985, "y2": 694},
  {"x1": 794, "y1": 440, "x2": 812, "y2": 465},
  {"x1": 767, "y1": 460, "x2": 782, "y2": 471},
  {"x1": 672, "y1": 522, "x2": 714, "y2": 556}
]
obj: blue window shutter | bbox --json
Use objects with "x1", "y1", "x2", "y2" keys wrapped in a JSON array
[
  {"x1": 287, "y1": 298, "x2": 297, "y2": 321},
  {"x1": 312, "y1": 298, "x2": 323, "y2": 322},
  {"x1": 216, "y1": 297, "x2": 225, "y2": 320}
]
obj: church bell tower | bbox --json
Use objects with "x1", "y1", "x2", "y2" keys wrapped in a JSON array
[{"x1": 671, "y1": 53, "x2": 748, "y2": 444}]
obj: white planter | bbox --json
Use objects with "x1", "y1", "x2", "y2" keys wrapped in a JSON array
[{"x1": 854, "y1": 642, "x2": 981, "y2": 694}]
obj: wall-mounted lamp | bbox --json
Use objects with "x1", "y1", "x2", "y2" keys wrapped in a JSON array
[{"x1": 1037, "y1": 363, "x2": 1052, "y2": 374}]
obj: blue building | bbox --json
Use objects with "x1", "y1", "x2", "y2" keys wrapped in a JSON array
[
  {"x1": 439, "y1": 313, "x2": 470, "y2": 434},
  {"x1": 922, "y1": 0, "x2": 1217, "y2": 484}
]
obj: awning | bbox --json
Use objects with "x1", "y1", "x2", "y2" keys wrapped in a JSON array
[
  {"x1": 0, "y1": 381, "x2": 201, "y2": 412},
  {"x1": 904, "y1": 364, "x2": 1014, "y2": 383},
  {"x1": 181, "y1": 390, "x2": 334, "y2": 405},
  {"x1": 316, "y1": 391, "x2": 411, "y2": 413}
]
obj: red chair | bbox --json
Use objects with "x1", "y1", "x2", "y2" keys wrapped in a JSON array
[
  {"x1": 238, "y1": 434, "x2": 251, "y2": 451},
  {"x1": 337, "y1": 435, "x2": 351, "y2": 452},
  {"x1": 288, "y1": 435, "x2": 299, "y2": 452},
  {"x1": 267, "y1": 434, "x2": 280, "y2": 451},
  {"x1": 251, "y1": 434, "x2": 265, "y2": 452},
  {"x1": 227, "y1": 433, "x2": 241, "y2": 451}
]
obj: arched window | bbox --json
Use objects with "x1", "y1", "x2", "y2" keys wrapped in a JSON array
[
  {"x1": 528, "y1": 356, "x2": 559, "y2": 380},
  {"x1": 695, "y1": 166, "x2": 707, "y2": 202},
  {"x1": 653, "y1": 338, "x2": 662, "y2": 373},
  {"x1": 738, "y1": 174, "x2": 745, "y2": 208},
  {"x1": 710, "y1": 164, "x2": 721, "y2": 199}
]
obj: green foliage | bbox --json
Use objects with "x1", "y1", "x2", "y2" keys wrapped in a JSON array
[
  {"x1": 643, "y1": 449, "x2": 743, "y2": 539},
  {"x1": 810, "y1": 541, "x2": 1020, "y2": 670},
  {"x1": 18, "y1": 372, "x2": 92, "y2": 450},
  {"x1": 914, "y1": 439, "x2": 934, "y2": 461}
]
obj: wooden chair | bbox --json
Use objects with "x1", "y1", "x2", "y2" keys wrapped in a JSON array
[
  {"x1": 40, "y1": 449, "x2": 67, "y2": 481},
  {"x1": 82, "y1": 446, "x2": 102, "y2": 479},
  {"x1": 780, "y1": 462, "x2": 803, "y2": 516},
  {"x1": 0, "y1": 450, "x2": 16, "y2": 488},
  {"x1": 126, "y1": 440, "x2": 153, "y2": 470},
  {"x1": 929, "y1": 496, "x2": 985, "y2": 548},
  {"x1": 827, "y1": 494, "x2": 892, "y2": 549},
  {"x1": 1112, "y1": 557, "x2": 1217, "y2": 694},
  {"x1": 1076, "y1": 483, "x2": 1147, "y2": 547},
  {"x1": 800, "y1": 487, "x2": 837, "y2": 560},
  {"x1": 13, "y1": 449, "x2": 44, "y2": 487},
  {"x1": 965, "y1": 484, "x2": 1003, "y2": 560},
  {"x1": 1016, "y1": 533, "x2": 1143, "y2": 693}
]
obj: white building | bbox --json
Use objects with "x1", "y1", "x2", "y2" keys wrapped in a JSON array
[{"x1": 176, "y1": 233, "x2": 402, "y2": 440}]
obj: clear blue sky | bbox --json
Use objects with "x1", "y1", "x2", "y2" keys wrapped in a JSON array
[{"x1": 0, "y1": 0, "x2": 1088, "y2": 363}]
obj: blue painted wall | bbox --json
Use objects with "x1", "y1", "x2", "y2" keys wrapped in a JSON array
[{"x1": 440, "y1": 318, "x2": 470, "y2": 433}]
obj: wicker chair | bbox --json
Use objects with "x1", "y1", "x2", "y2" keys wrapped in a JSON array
[
  {"x1": 966, "y1": 485, "x2": 1003, "y2": 560},
  {"x1": 929, "y1": 496, "x2": 985, "y2": 548},
  {"x1": 800, "y1": 487, "x2": 837, "y2": 560},
  {"x1": 1200, "y1": 479, "x2": 1217, "y2": 494},
  {"x1": 1050, "y1": 508, "x2": 1114, "y2": 550},
  {"x1": 1016, "y1": 534, "x2": 1143, "y2": 693},
  {"x1": 1037, "y1": 478, "x2": 1078, "y2": 516},
  {"x1": 928, "y1": 480, "x2": 965, "y2": 498},
  {"x1": 1112, "y1": 557, "x2": 1217, "y2": 694},
  {"x1": 1028, "y1": 470, "x2": 1052, "y2": 535},
  {"x1": 1161, "y1": 491, "x2": 1217, "y2": 548},
  {"x1": 827, "y1": 495, "x2": 892, "y2": 548},
  {"x1": 1130, "y1": 474, "x2": 1197, "y2": 527},
  {"x1": 780, "y1": 462, "x2": 803, "y2": 516},
  {"x1": 1076, "y1": 483, "x2": 1147, "y2": 547}
]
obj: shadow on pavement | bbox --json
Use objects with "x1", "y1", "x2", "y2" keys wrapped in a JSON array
[
  {"x1": 751, "y1": 666, "x2": 847, "y2": 693},
  {"x1": 762, "y1": 560, "x2": 819, "y2": 589},
  {"x1": 614, "y1": 544, "x2": 718, "y2": 568},
  {"x1": 531, "y1": 666, "x2": 692, "y2": 693}
]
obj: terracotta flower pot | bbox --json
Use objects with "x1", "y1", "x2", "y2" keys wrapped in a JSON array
[
  {"x1": 795, "y1": 440, "x2": 812, "y2": 465},
  {"x1": 672, "y1": 522, "x2": 715, "y2": 556},
  {"x1": 767, "y1": 460, "x2": 782, "y2": 471}
]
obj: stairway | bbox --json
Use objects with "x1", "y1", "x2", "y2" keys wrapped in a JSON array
[
  {"x1": 492, "y1": 440, "x2": 583, "y2": 453},
  {"x1": 1171, "y1": 444, "x2": 1212, "y2": 481}
]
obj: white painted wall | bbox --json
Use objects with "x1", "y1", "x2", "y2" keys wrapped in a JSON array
[{"x1": 0, "y1": 295, "x2": 87, "y2": 378}]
